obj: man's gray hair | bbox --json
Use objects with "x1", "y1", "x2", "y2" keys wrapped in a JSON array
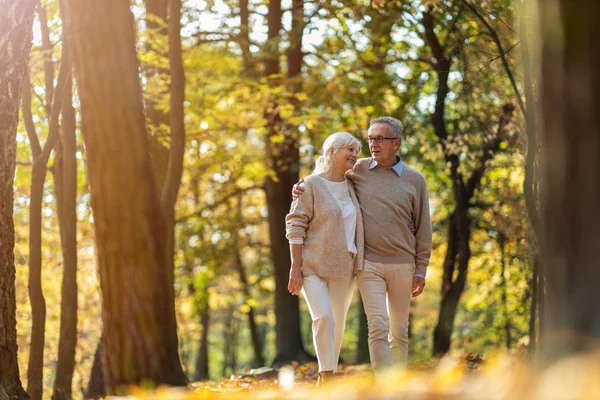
[{"x1": 368, "y1": 117, "x2": 403, "y2": 140}]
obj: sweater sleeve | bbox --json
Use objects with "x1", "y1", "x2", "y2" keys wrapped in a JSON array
[
  {"x1": 414, "y1": 175, "x2": 432, "y2": 276},
  {"x1": 285, "y1": 180, "x2": 314, "y2": 243}
]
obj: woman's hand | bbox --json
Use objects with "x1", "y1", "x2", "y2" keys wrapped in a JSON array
[
  {"x1": 409, "y1": 221, "x2": 416, "y2": 235},
  {"x1": 288, "y1": 266, "x2": 303, "y2": 295}
]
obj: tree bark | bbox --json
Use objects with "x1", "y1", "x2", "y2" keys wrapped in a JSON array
[
  {"x1": 63, "y1": 0, "x2": 186, "y2": 390},
  {"x1": 0, "y1": 1, "x2": 37, "y2": 398},
  {"x1": 538, "y1": 0, "x2": 600, "y2": 361}
]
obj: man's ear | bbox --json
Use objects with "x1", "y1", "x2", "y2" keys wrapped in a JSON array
[{"x1": 395, "y1": 138, "x2": 402, "y2": 151}]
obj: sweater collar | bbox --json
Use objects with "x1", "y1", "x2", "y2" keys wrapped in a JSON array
[{"x1": 368, "y1": 156, "x2": 404, "y2": 177}]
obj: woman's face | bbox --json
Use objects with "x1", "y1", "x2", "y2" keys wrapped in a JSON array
[{"x1": 332, "y1": 143, "x2": 359, "y2": 172}]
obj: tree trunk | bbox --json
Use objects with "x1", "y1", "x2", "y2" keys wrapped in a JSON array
[
  {"x1": 432, "y1": 212, "x2": 459, "y2": 355},
  {"x1": 221, "y1": 308, "x2": 238, "y2": 377},
  {"x1": 155, "y1": 0, "x2": 188, "y2": 381},
  {"x1": 194, "y1": 292, "x2": 210, "y2": 381},
  {"x1": 51, "y1": 4, "x2": 78, "y2": 398},
  {"x1": 63, "y1": 0, "x2": 186, "y2": 390},
  {"x1": 538, "y1": 0, "x2": 600, "y2": 361},
  {"x1": 529, "y1": 254, "x2": 538, "y2": 354},
  {"x1": 233, "y1": 250, "x2": 265, "y2": 367},
  {"x1": 239, "y1": 0, "x2": 255, "y2": 77},
  {"x1": 24, "y1": 37, "x2": 71, "y2": 400},
  {"x1": 498, "y1": 236, "x2": 512, "y2": 350},
  {"x1": 263, "y1": 0, "x2": 310, "y2": 364},
  {"x1": 84, "y1": 339, "x2": 105, "y2": 400},
  {"x1": 0, "y1": 1, "x2": 37, "y2": 398}
]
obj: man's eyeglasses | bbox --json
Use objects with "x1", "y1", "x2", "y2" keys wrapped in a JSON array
[{"x1": 367, "y1": 136, "x2": 397, "y2": 144}]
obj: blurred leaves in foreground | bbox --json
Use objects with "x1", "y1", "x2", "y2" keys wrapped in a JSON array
[{"x1": 112, "y1": 351, "x2": 600, "y2": 399}]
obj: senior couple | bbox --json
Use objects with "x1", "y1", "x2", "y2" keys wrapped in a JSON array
[{"x1": 285, "y1": 116, "x2": 432, "y2": 384}]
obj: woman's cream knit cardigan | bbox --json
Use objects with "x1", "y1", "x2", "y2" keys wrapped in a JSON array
[{"x1": 285, "y1": 175, "x2": 365, "y2": 278}]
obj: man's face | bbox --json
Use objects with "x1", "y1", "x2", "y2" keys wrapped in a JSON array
[{"x1": 368, "y1": 124, "x2": 400, "y2": 166}]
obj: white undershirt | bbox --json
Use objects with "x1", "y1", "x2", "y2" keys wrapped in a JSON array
[{"x1": 289, "y1": 177, "x2": 357, "y2": 254}]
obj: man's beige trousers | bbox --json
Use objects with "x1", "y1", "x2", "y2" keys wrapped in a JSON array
[
  {"x1": 301, "y1": 274, "x2": 355, "y2": 372},
  {"x1": 357, "y1": 260, "x2": 414, "y2": 378}
]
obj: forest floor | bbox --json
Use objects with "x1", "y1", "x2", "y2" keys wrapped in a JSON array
[
  {"x1": 119, "y1": 351, "x2": 600, "y2": 399},
  {"x1": 123, "y1": 354, "x2": 495, "y2": 399}
]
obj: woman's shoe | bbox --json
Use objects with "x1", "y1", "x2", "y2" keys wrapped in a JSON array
[{"x1": 316, "y1": 370, "x2": 335, "y2": 387}]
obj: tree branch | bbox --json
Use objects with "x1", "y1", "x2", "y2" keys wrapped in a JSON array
[
  {"x1": 176, "y1": 185, "x2": 263, "y2": 223},
  {"x1": 22, "y1": 69, "x2": 41, "y2": 157},
  {"x1": 465, "y1": 103, "x2": 515, "y2": 198},
  {"x1": 39, "y1": 45, "x2": 72, "y2": 165},
  {"x1": 462, "y1": 0, "x2": 527, "y2": 118}
]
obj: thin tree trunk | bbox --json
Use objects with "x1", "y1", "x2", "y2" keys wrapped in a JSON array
[
  {"x1": 0, "y1": 1, "x2": 37, "y2": 398},
  {"x1": 24, "y1": 41, "x2": 71, "y2": 400},
  {"x1": 239, "y1": 0, "x2": 255, "y2": 77},
  {"x1": 84, "y1": 339, "x2": 105, "y2": 400},
  {"x1": 63, "y1": 0, "x2": 186, "y2": 390},
  {"x1": 221, "y1": 309, "x2": 237, "y2": 377},
  {"x1": 529, "y1": 254, "x2": 538, "y2": 354},
  {"x1": 233, "y1": 250, "x2": 265, "y2": 367},
  {"x1": 51, "y1": 3, "x2": 78, "y2": 398},
  {"x1": 194, "y1": 292, "x2": 210, "y2": 381},
  {"x1": 155, "y1": 0, "x2": 188, "y2": 381},
  {"x1": 498, "y1": 235, "x2": 512, "y2": 350}
]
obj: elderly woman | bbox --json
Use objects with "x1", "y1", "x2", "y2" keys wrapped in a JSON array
[{"x1": 285, "y1": 132, "x2": 364, "y2": 385}]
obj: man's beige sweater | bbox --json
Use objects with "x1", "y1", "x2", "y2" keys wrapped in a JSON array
[
  {"x1": 285, "y1": 175, "x2": 365, "y2": 277},
  {"x1": 347, "y1": 158, "x2": 432, "y2": 276}
]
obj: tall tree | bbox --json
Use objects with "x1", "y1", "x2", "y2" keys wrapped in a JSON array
[
  {"x1": 63, "y1": 0, "x2": 186, "y2": 390},
  {"x1": 264, "y1": 0, "x2": 311, "y2": 363},
  {"x1": 158, "y1": 0, "x2": 188, "y2": 379},
  {"x1": 51, "y1": 2, "x2": 78, "y2": 399},
  {"x1": 538, "y1": 0, "x2": 600, "y2": 360},
  {"x1": 0, "y1": 1, "x2": 37, "y2": 398},
  {"x1": 419, "y1": 6, "x2": 516, "y2": 356},
  {"x1": 22, "y1": 31, "x2": 72, "y2": 400}
]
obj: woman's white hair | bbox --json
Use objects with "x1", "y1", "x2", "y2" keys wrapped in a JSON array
[{"x1": 312, "y1": 132, "x2": 362, "y2": 175}]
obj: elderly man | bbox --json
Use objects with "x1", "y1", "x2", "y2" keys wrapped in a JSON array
[{"x1": 294, "y1": 116, "x2": 432, "y2": 378}]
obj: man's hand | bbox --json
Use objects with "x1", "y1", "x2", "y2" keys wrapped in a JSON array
[
  {"x1": 292, "y1": 179, "x2": 305, "y2": 200},
  {"x1": 288, "y1": 266, "x2": 303, "y2": 295},
  {"x1": 412, "y1": 276, "x2": 425, "y2": 297}
]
